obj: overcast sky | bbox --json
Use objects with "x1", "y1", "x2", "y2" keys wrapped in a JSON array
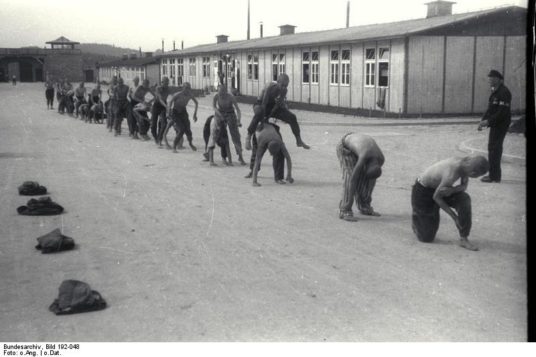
[{"x1": 0, "y1": 0, "x2": 528, "y2": 51}]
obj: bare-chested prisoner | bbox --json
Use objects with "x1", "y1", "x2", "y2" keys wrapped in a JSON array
[
  {"x1": 336, "y1": 133, "x2": 385, "y2": 222},
  {"x1": 153, "y1": 77, "x2": 171, "y2": 145},
  {"x1": 252, "y1": 122, "x2": 293, "y2": 187},
  {"x1": 74, "y1": 82, "x2": 87, "y2": 118},
  {"x1": 45, "y1": 75, "x2": 55, "y2": 109},
  {"x1": 203, "y1": 115, "x2": 232, "y2": 166},
  {"x1": 106, "y1": 76, "x2": 118, "y2": 131},
  {"x1": 130, "y1": 79, "x2": 155, "y2": 140},
  {"x1": 212, "y1": 85, "x2": 246, "y2": 165},
  {"x1": 412, "y1": 155, "x2": 489, "y2": 251},
  {"x1": 112, "y1": 77, "x2": 130, "y2": 136},
  {"x1": 127, "y1": 76, "x2": 140, "y2": 138},
  {"x1": 164, "y1": 82, "x2": 198, "y2": 153}
]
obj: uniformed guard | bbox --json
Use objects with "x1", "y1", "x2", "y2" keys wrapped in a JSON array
[{"x1": 477, "y1": 69, "x2": 511, "y2": 183}]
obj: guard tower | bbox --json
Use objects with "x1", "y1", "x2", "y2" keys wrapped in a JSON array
[{"x1": 45, "y1": 36, "x2": 80, "y2": 50}]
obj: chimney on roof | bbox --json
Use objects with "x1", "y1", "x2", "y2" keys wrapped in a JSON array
[
  {"x1": 216, "y1": 35, "x2": 229, "y2": 44},
  {"x1": 173, "y1": 40, "x2": 176, "y2": 51},
  {"x1": 425, "y1": 1, "x2": 455, "y2": 18},
  {"x1": 260, "y1": 22, "x2": 264, "y2": 38},
  {"x1": 181, "y1": 40, "x2": 184, "y2": 49},
  {"x1": 279, "y1": 25, "x2": 296, "y2": 36}
]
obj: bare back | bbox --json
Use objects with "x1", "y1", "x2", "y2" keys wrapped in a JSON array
[
  {"x1": 419, "y1": 158, "x2": 463, "y2": 189},
  {"x1": 343, "y1": 133, "x2": 384, "y2": 164}
]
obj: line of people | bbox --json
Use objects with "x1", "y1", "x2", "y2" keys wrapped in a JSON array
[{"x1": 43, "y1": 69, "x2": 511, "y2": 252}]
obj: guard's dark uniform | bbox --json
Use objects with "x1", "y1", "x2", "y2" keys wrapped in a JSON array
[{"x1": 482, "y1": 83, "x2": 511, "y2": 182}]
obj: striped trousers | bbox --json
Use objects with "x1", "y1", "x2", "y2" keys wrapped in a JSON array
[{"x1": 336, "y1": 134, "x2": 376, "y2": 214}]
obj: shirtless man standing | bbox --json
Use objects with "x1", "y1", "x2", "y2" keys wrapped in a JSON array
[
  {"x1": 74, "y1": 82, "x2": 87, "y2": 118},
  {"x1": 336, "y1": 133, "x2": 385, "y2": 222},
  {"x1": 152, "y1": 77, "x2": 171, "y2": 145},
  {"x1": 127, "y1": 76, "x2": 140, "y2": 138},
  {"x1": 112, "y1": 77, "x2": 130, "y2": 136},
  {"x1": 106, "y1": 76, "x2": 118, "y2": 131},
  {"x1": 412, "y1": 155, "x2": 489, "y2": 251},
  {"x1": 212, "y1": 85, "x2": 246, "y2": 165},
  {"x1": 164, "y1": 82, "x2": 198, "y2": 153},
  {"x1": 90, "y1": 83, "x2": 102, "y2": 106},
  {"x1": 45, "y1": 75, "x2": 55, "y2": 109}
]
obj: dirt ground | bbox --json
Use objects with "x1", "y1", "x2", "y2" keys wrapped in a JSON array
[{"x1": 0, "y1": 83, "x2": 526, "y2": 341}]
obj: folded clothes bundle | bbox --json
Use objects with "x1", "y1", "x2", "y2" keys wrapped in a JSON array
[
  {"x1": 18, "y1": 181, "x2": 47, "y2": 196},
  {"x1": 17, "y1": 196, "x2": 64, "y2": 216},
  {"x1": 49, "y1": 280, "x2": 107, "y2": 315},
  {"x1": 35, "y1": 228, "x2": 75, "y2": 253}
]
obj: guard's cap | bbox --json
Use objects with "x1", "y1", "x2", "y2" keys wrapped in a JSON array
[{"x1": 488, "y1": 69, "x2": 503, "y2": 80}]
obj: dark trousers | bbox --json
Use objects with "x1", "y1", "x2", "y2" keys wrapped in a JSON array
[
  {"x1": 248, "y1": 124, "x2": 285, "y2": 180},
  {"x1": 128, "y1": 100, "x2": 139, "y2": 135},
  {"x1": 106, "y1": 100, "x2": 115, "y2": 128},
  {"x1": 247, "y1": 106, "x2": 301, "y2": 142},
  {"x1": 151, "y1": 103, "x2": 166, "y2": 141},
  {"x1": 488, "y1": 124, "x2": 510, "y2": 181},
  {"x1": 411, "y1": 181, "x2": 472, "y2": 242},
  {"x1": 204, "y1": 116, "x2": 228, "y2": 159},
  {"x1": 114, "y1": 100, "x2": 129, "y2": 133},
  {"x1": 171, "y1": 109, "x2": 192, "y2": 144},
  {"x1": 45, "y1": 89, "x2": 54, "y2": 107},
  {"x1": 66, "y1": 96, "x2": 74, "y2": 114},
  {"x1": 75, "y1": 96, "x2": 86, "y2": 116},
  {"x1": 137, "y1": 111, "x2": 150, "y2": 135}
]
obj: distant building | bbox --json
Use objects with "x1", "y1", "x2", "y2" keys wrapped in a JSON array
[
  {"x1": 0, "y1": 36, "x2": 84, "y2": 82},
  {"x1": 159, "y1": 2, "x2": 527, "y2": 115},
  {"x1": 97, "y1": 53, "x2": 160, "y2": 85}
]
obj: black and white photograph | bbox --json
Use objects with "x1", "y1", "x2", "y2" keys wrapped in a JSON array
[{"x1": 0, "y1": 0, "x2": 531, "y2": 349}]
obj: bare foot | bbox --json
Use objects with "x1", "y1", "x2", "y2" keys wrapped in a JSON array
[
  {"x1": 238, "y1": 158, "x2": 247, "y2": 166},
  {"x1": 252, "y1": 182, "x2": 261, "y2": 187},
  {"x1": 459, "y1": 239, "x2": 479, "y2": 251}
]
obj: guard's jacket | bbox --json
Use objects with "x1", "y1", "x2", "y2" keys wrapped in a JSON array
[{"x1": 483, "y1": 84, "x2": 511, "y2": 128}]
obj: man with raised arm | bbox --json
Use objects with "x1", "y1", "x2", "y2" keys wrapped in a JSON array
[
  {"x1": 164, "y1": 82, "x2": 198, "y2": 153},
  {"x1": 411, "y1": 155, "x2": 489, "y2": 251}
]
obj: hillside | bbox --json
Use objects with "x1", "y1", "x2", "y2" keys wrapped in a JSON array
[{"x1": 79, "y1": 43, "x2": 138, "y2": 57}]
